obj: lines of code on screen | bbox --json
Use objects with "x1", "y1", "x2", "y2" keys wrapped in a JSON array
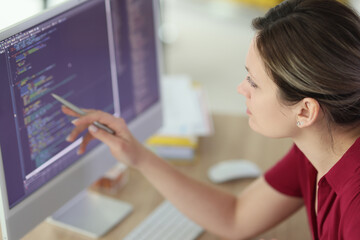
[
  {"x1": 10, "y1": 25, "x2": 76, "y2": 169},
  {"x1": 0, "y1": 0, "x2": 114, "y2": 208},
  {"x1": 0, "y1": 0, "x2": 113, "y2": 192}
]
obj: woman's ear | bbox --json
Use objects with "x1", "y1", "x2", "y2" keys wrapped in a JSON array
[{"x1": 294, "y1": 98, "x2": 320, "y2": 128}]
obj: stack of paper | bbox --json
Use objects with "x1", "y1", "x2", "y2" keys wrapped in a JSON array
[
  {"x1": 146, "y1": 75, "x2": 213, "y2": 162},
  {"x1": 147, "y1": 135, "x2": 198, "y2": 160}
]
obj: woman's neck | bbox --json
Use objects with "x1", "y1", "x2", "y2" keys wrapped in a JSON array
[{"x1": 293, "y1": 124, "x2": 360, "y2": 178}]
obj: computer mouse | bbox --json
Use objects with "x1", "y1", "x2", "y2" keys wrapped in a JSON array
[{"x1": 207, "y1": 159, "x2": 261, "y2": 183}]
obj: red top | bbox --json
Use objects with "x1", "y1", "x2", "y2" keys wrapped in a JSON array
[{"x1": 264, "y1": 138, "x2": 360, "y2": 240}]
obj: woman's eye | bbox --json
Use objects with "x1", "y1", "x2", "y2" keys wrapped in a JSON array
[{"x1": 246, "y1": 76, "x2": 258, "y2": 88}]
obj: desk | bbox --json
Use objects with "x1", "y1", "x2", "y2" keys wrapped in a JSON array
[{"x1": 22, "y1": 114, "x2": 311, "y2": 240}]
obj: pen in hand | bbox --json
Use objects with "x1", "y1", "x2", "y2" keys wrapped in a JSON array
[{"x1": 51, "y1": 93, "x2": 115, "y2": 135}]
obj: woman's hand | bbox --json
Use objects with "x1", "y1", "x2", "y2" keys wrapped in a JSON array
[{"x1": 62, "y1": 106, "x2": 149, "y2": 167}]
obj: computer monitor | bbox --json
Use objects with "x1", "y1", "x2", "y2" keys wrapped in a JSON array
[
  {"x1": 0, "y1": 0, "x2": 163, "y2": 239},
  {"x1": 109, "y1": 0, "x2": 162, "y2": 140}
]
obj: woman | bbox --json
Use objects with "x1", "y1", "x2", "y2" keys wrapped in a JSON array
[{"x1": 64, "y1": 0, "x2": 360, "y2": 239}]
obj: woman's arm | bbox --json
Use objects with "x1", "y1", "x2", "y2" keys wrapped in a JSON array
[
  {"x1": 64, "y1": 108, "x2": 304, "y2": 239},
  {"x1": 136, "y1": 152, "x2": 303, "y2": 239}
]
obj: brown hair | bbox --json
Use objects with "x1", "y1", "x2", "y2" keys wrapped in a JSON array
[{"x1": 252, "y1": 0, "x2": 360, "y2": 126}]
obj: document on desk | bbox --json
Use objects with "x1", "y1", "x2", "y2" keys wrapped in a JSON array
[
  {"x1": 159, "y1": 75, "x2": 213, "y2": 137},
  {"x1": 147, "y1": 75, "x2": 213, "y2": 161}
]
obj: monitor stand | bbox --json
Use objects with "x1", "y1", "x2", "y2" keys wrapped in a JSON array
[{"x1": 48, "y1": 190, "x2": 133, "y2": 238}]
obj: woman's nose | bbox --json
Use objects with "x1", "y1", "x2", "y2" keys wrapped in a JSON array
[{"x1": 237, "y1": 79, "x2": 250, "y2": 99}]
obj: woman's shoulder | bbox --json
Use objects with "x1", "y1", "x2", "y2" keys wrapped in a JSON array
[
  {"x1": 341, "y1": 174, "x2": 360, "y2": 209},
  {"x1": 341, "y1": 178, "x2": 360, "y2": 236},
  {"x1": 289, "y1": 143, "x2": 309, "y2": 164}
]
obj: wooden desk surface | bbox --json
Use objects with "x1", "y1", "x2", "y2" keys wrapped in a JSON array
[{"x1": 21, "y1": 114, "x2": 311, "y2": 240}]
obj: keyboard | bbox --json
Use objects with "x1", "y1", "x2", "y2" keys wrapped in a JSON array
[{"x1": 124, "y1": 201, "x2": 204, "y2": 240}]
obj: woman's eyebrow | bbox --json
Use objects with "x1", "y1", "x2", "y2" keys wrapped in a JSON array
[{"x1": 245, "y1": 66, "x2": 256, "y2": 80}]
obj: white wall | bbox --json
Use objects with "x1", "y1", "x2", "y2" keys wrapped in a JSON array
[
  {"x1": 350, "y1": 0, "x2": 360, "y2": 14},
  {"x1": 0, "y1": 0, "x2": 68, "y2": 31},
  {"x1": 0, "y1": 0, "x2": 42, "y2": 30}
]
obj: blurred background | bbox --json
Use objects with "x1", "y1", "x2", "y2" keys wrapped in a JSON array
[{"x1": 1, "y1": 0, "x2": 358, "y2": 116}]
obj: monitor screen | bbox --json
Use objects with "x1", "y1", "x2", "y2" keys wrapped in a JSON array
[
  {"x1": 0, "y1": 0, "x2": 163, "y2": 239},
  {"x1": 0, "y1": 0, "x2": 114, "y2": 210},
  {"x1": 110, "y1": 0, "x2": 163, "y2": 142},
  {"x1": 110, "y1": 0, "x2": 160, "y2": 123}
]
